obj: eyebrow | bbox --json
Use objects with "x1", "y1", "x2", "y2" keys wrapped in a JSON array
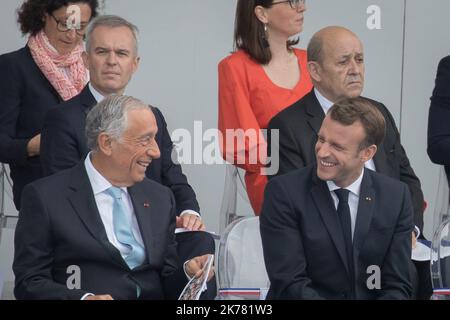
[
  {"x1": 318, "y1": 134, "x2": 345, "y2": 150},
  {"x1": 94, "y1": 47, "x2": 131, "y2": 53},
  {"x1": 331, "y1": 141, "x2": 345, "y2": 149},
  {"x1": 138, "y1": 130, "x2": 158, "y2": 139},
  {"x1": 339, "y1": 52, "x2": 364, "y2": 59}
]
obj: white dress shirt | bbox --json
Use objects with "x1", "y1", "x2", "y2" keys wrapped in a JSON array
[
  {"x1": 314, "y1": 88, "x2": 376, "y2": 172},
  {"x1": 88, "y1": 83, "x2": 106, "y2": 103},
  {"x1": 84, "y1": 153, "x2": 145, "y2": 256},
  {"x1": 326, "y1": 169, "x2": 365, "y2": 240}
]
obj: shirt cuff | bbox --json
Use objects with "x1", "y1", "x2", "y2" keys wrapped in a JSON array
[
  {"x1": 414, "y1": 226, "x2": 420, "y2": 239},
  {"x1": 81, "y1": 293, "x2": 94, "y2": 300},
  {"x1": 183, "y1": 259, "x2": 193, "y2": 281},
  {"x1": 180, "y1": 210, "x2": 201, "y2": 218}
]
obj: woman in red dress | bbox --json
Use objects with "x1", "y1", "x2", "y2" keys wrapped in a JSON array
[{"x1": 218, "y1": 0, "x2": 313, "y2": 214}]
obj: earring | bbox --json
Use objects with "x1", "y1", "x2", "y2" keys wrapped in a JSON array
[{"x1": 262, "y1": 23, "x2": 270, "y2": 48}]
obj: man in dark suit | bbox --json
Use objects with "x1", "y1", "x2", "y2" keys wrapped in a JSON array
[
  {"x1": 40, "y1": 15, "x2": 215, "y2": 299},
  {"x1": 14, "y1": 95, "x2": 213, "y2": 300},
  {"x1": 268, "y1": 26, "x2": 430, "y2": 299},
  {"x1": 428, "y1": 55, "x2": 450, "y2": 185},
  {"x1": 261, "y1": 98, "x2": 413, "y2": 299}
]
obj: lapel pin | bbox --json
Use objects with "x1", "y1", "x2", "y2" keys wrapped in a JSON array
[
  {"x1": 365, "y1": 197, "x2": 372, "y2": 201},
  {"x1": 144, "y1": 202, "x2": 150, "y2": 208}
]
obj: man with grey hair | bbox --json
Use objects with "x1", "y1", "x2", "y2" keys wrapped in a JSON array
[
  {"x1": 267, "y1": 26, "x2": 430, "y2": 299},
  {"x1": 14, "y1": 95, "x2": 213, "y2": 300},
  {"x1": 40, "y1": 15, "x2": 216, "y2": 299}
]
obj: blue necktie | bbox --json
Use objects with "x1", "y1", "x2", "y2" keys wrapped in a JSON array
[
  {"x1": 107, "y1": 186, "x2": 145, "y2": 269},
  {"x1": 334, "y1": 188, "x2": 355, "y2": 293}
]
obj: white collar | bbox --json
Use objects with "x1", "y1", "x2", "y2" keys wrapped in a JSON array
[
  {"x1": 326, "y1": 168, "x2": 364, "y2": 198},
  {"x1": 314, "y1": 88, "x2": 334, "y2": 114},
  {"x1": 84, "y1": 152, "x2": 127, "y2": 196},
  {"x1": 88, "y1": 83, "x2": 107, "y2": 103}
]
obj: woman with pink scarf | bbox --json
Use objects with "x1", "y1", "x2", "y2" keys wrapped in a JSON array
[{"x1": 0, "y1": 0, "x2": 98, "y2": 209}]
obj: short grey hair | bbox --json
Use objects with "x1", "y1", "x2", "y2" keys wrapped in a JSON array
[
  {"x1": 86, "y1": 95, "x2": 150, "y2": 151},
  {"x1": 85, "y1": 15, "x2": 139, "y2": 55}
]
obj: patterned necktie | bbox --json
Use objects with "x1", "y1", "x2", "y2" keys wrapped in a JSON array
[
  {"x1": 107, "y1": 186, "x2": 145, "y2": 269},
  {"x1": 334, "y1": 188, "x2": 355, "y2": 286}
]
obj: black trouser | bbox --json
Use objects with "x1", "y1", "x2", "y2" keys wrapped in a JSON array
[{"x1": 411, "y1": 260, "x2": 432, "y2": 300}]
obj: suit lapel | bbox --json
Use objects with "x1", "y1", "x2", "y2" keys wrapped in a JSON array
[
  {"x1": 311, "y1": 172, "x2": 350, "y2": 274},
  {"x1": 128, "y1": 184, "x2": 156, "y2": 265},
  {"x1": 372, "y1": 141, "x2": 390, "y2": 175},
  {"x1": 305, "y1": 90, "x2": 325, "y2": 135},
  {"x1": 67, "y1": 164, "x2": 127, "y2": 268},
  {"x1": 79, "y1": 84, "x2": 98, "y2": 115},
  {"x1": 370, "y1": 101, "x2": 395, "y2": 176},
  {"x1": 353, "y1": 169, "x2": 375, "y2": 253}
]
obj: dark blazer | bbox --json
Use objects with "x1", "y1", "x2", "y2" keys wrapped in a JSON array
[
  {"x1": 13, "y1": 163, "x2": 178, "y2": 300},
  {"x1": 41, "y1": 85, "x2": 199, "y2": 215},
  {"x1": 260, "y1": 166, "x2": 413, "y2": 300},
  {"x1": 0, "y1": 46, "x2": 62, "y2": 208},
  {"x1": 428, "y1": 55, "x2": 450, "y2": 184},
  {"x1": 268, "y1": 89, "x2": 424, "y2": 231}
]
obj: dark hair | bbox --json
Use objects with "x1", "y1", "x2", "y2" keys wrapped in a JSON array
[
  {"x1": 17, "y1": 0, "x2": 99, "y2": 36},
  {"x1": 234, "y1": 0, "x2": 299, "y2": 65},
  {"x1": 328, "y1": 97, "x2": 386, "y2": 149}
]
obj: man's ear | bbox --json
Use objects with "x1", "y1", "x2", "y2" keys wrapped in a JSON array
[
  {"x1": 132, "y1": 55, "x2": 140, "y2": 75},
  {"x1": 307, "y1": 61, "x2": 321, "y2": 82},
  {"x1": 360, "y1": 145, "x2": 377, "y2": 163},
  {"x1": 98, "y1": 133, "x2": 113, "y2": 156},
  {"x1": 254, "y1": 5, "x2": 269, "y2": 24}
]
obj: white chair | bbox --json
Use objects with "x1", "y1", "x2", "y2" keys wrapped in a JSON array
[
  {"x1": 430, "y1": 218, "x2": 450, "y2": 299},
  {"x1": 219, "y1": 164, "x2": 238, "y2": 235},
  {"x1": 430, "y1": 166, "x2": 450, "y2": 299},
  {"x1": 217, "y1": 217, "x2": 270, "y2": 300},
  {"x1": 219, "y1": 164, "x2": 254, "y2": 234},
  {"x1": 0, "y1": 164, "x2": 18, "y2": 300}
]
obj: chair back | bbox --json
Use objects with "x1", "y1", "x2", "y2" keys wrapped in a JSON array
[{"x1": 217, "y1": 217, "x2": 269, "y2": 300}]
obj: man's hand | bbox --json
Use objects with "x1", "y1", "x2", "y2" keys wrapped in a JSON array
[
  {"x1": 85, "y1": 294, "x2": 114, "y2": 300},
  {"x1": 176, "y1": 213, "x2": 205, "y2": 231},
  {"x1": 185, "y1": 254, "x2": 215, "y2": 281},
  {"x1": 27, "y1": 134, "x2": 41, "y2": 157}
]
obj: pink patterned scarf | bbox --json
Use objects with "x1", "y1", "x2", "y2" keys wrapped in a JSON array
[{"x1": 28, "y1": 31, "x2": 87, "y2": 101}]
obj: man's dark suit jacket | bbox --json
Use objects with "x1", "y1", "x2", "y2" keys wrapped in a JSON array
[
  {"x1": 260, "y1": 166, "x2": 413, "y2": 300},
  {"x1": 40, "y1": 85, "x2": 216, "y2": 299},
  {"x1": 428, "y1": 55, "x2": 450, "y2": 184},
  {"x1": 268, "y1": 89, "x2": 424, "y2": 232},
  {"x1": 40, "y1": 85, "x2": 199, "y2": 215},
  {"x1": 0, "y1": 46, "x2": 62, "y2": 209},
  {"x1": 13, "y1": 163, "x2": 178, "y2": 300}
]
